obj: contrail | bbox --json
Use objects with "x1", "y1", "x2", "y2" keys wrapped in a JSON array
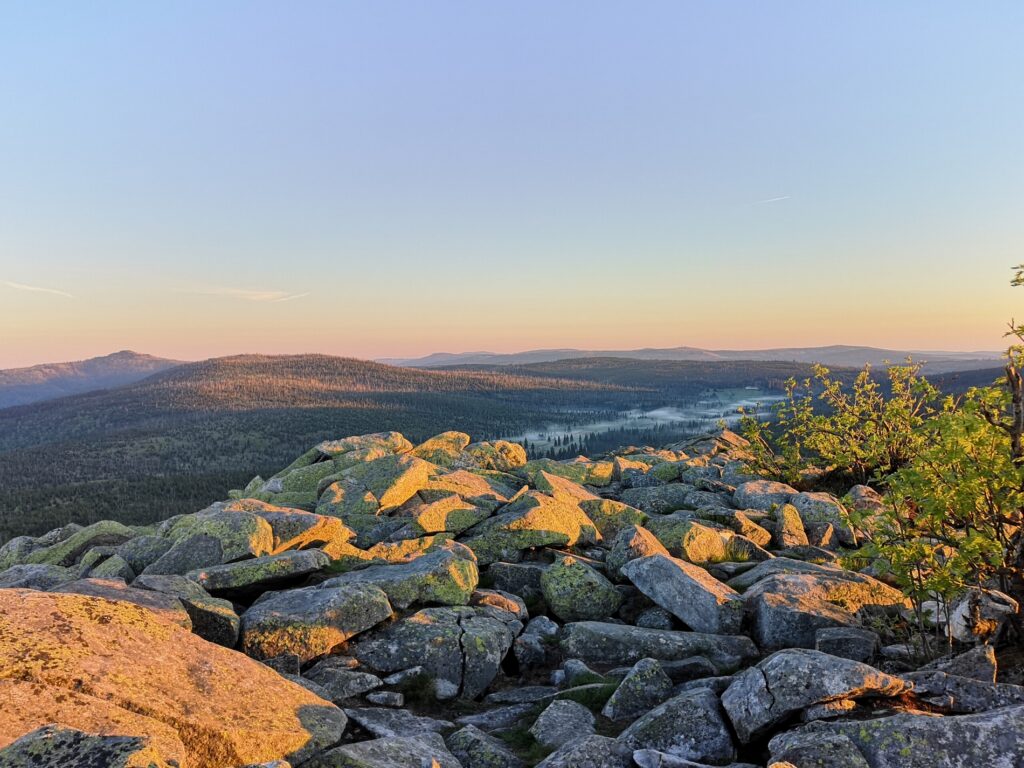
[
  {"x1": 755, "y1": 195, "x2": 791, "y2": 204},
  {"x1": 4, "y1": 280, "x2": 73, "y2": 298},
  {"x1": 186, "y1": 287, "x2": 309, "y2": 303}
]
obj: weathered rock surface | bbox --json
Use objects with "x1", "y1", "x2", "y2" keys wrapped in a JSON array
[
  {"x1": 601, "y1": 658, "x2": 674, "y2": 721},
  {"x1": 535, "y1": 735, "x2": 632, "y2": 768},
  {"x1": 241, "y1": 582, "x2": 393, "y2": 662},
  {"x1": 189, "y1": 548, "x2": 331, "y2": 594},
  {"x1": 722, "y1": 649, "x2": 910, "y2": 742},
  {"x1": 621, "y1": 554, "x2": 744, "y2": 634},
  {"x1": 769, "y1": 704, "x2": 1024, "y2": 767},
  {"x1": 0, "y1": 725, "x2": 176, "y2": 768},
  {"x1": 321, "y1": 541, "x2": 478, "y2": 608},
  {"x1": 310, "y1": 732, "x2": 461, "y2": 768},
  {"x1": 354, "y1": 606, "x2": 518, "y2": 699},
  {"x1": 618, "y1": 688, "x2": 737, "y2": 764},
  {"x1": 0, "y1": 590, "x2": 344, "y2": 766},
  {"x1": 529, "y1": 699, "x2": 595, "y2": 749},
  {"x1": 560, "y1": 621, "x2": 758, "y2": 669},
  {"x1": 461, "y1": 492, "x2": 600, "y2": 565},
  {"x1": 447, "y1": 724, "x2": 524, "y2": 768},
  {"x1": 540, "y1": 555, "x2": 621, "y2": 622}
]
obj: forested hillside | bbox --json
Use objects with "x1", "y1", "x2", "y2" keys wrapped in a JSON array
[
  {"x1": 0, "y1": 355, "x2": 634, "y2": 538},
  {"x1": 0, "y1": 354, "x2": 991, "y2": 541},
  {"x1": 447, "y1": 357, "x2": 834, "y2": 399}
]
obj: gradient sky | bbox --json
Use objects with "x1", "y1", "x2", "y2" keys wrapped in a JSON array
[{"x1": 2, "y1": 2, "x2": 1023, "y2": 368}]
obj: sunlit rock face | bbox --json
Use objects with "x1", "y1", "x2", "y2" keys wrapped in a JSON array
[
  {"x1": 0, "y1": 589, "x2": 344, "y2": 766},
  {"x1": 1, "y1": 427, "x2": 1023, "y2": 767}
]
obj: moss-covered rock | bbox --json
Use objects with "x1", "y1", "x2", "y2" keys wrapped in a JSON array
[
  {"x1": 318, "y1": 431, "x2": 413, "y2": 459},
  {"x1": 446, "y1": 724, "x2": 524, "y2": 768},
  {"x1": 420, "y1": 469, "x2": 519, "y2": 512},
  {"x1": 520, "y1": 458, "x2": 612, "y2": 487},
  {"x1": 457, "y1": 441, "x2": 528, "y2": 472},
  {"x1": 397, "y1": 494, "x2": 491, "y2": 535},
  {"x1": 540, "y1": 556, "x2": 621, "y2": 622},
  {"x1": 240, "y1": 582, "x2": 393, "y2": 663},
  {"x1": 187, "y1": 549, "x2": 331, "y2": 594},
  {"x1": 460, "y1": 492, "x2": 600, "y2": 565},
  {"x1": 321, "y1": 542, "x2": 479, "y2": 609},
  {"x1": 411, "y1": 431, "x2": 472, "y2": 467},
  {"x1": 645, "y1": 516, "x2": 731, "y2": 564},
  {"x1": 24, "y1": 521, "x2": 135, "y2": 567},
  {"x1": 601, "y1": 658, "x2": 673, "y2": 721},
  {"x1": 160, "y1": 511, "x2": 274, "y2": 563},
  {"x1": 578, "y1": 499, "x2": 647, "y2": 539},
  {"x1": 530, "y1": 471, "x2": 599, "y2": 504}
]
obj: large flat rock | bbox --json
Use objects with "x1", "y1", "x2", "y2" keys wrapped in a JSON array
[{"x1": 0, "y1": 589, "x2": 345, "y2": 766}]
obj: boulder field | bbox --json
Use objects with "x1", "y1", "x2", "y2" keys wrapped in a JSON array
[{"x1": 0, "y1": 428, "x2": 1020, "y2": 767}]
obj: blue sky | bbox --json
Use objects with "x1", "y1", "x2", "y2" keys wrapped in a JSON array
[{"x1": 1, "y1": 2, "x2": 1022, "y2": 366}]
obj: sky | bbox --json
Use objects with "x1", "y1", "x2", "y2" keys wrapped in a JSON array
[{"x1": 1, "y1": 2, "x2": 1023, "y2": 368}]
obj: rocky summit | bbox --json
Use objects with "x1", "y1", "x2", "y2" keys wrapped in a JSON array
[{"x1": 0, "y1": 428, "x2": 1021, "y2": 767}]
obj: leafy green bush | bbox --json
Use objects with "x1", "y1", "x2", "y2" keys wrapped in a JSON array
[{"x1": 740, "y1": 361, "x2": 939, "y2": 487}]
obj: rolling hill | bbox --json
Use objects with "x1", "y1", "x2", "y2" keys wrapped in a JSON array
[
  {"x1": 382, "y1": 344, "x2": 1001, "y2": 373},
  {"x1": 0, "y1": 350, "x2": 183, "y2": 408}
]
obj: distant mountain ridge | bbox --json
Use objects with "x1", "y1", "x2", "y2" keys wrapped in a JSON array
[
  {"x1": 380, "y1": 344, "x2": 1002, "y2": 373},
  {"x1": 0, "y1": 350, "x2": 183, "y2": 409}
]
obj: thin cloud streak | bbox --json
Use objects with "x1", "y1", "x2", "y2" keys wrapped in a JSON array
[
  {"x1": 185, "y1": 287, "x2": 310, "y2": 303},
  {"x1": 4, "y1": 280, "x2": 73, "y2": 298},
  {"x1": 271, "y1": 292, "x2": 310, "y2": 303},
  {"x1": 755, "y1": 195, "x2": 791, "y2": 204}
]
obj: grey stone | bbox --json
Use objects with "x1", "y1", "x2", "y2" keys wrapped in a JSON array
[
  {"x1": 540, "y1": 555, "x2": 622, "y2": 622},
  {"x1": 343, "y1": 706, "x2": 453, "y2": 738},
  {"x1": 733, "y1": 480, "x2": 796, "y2": 510},
  {"x1": 925, "y1": 644, "x2": 997, "y2": 683},
  {"x1": 354, "y1": 606, "x2": 516, "y2": 700},
  {"x1": 305, "y1": 657, "x2": 383, "y2": 702},
  {"x1": 447, "y1": 725, "x2": 524, "y2": 768},
  {"x1": 903, "y1": 670, "x2": 1024, "y2": 714},
  {"x1": 0, "y1": 564, "x2": 76, "y2": 591},
  {"x1": 188, "y1": 549, "x2": 330, "y2": 594},
  {"x1": 312, "y1": 733, "x2": 461, "y2": 768},
  {"x1": 0, "y1": 725, "x2": 174, "y2": 768},
  {"x1": 559, "y1": 621, "x2": 757, "y2": 670},
  {"x1": 773, "y1": 504, "x2": 808, "y2": 548},
  {"x1": 621, "y1": 554, "x2": 743, "y2": 634},
  {"x1": 602, "y1": 658, "x2": 673, "y2": 721},
  {"x1": 618, "y1": 688, "x2": 736, "y2": 764},
  {"x1": 815, "y1": 626, "x2": 879, "y2": 662},
  {"x1": 240, "y1": 583, "x2": 393, "y2": 662},
  {"x1": 721, "y1": 649, "x2": 910, "y2": 743},
  {"x1": 116, "y1": 535, "x2": 173, "y2": 575},
  {"x1": 321, "y1": 542, "x2": 478, "y2": 609},
  {"x1": 132, "y1": 573, "x2": 240, "y2": 646},
  {"x1": 143, "y1": 533, "x2": 223, "y2": 576},
  {"x1": 534, "y1": 735, "x2": 632, "y2": 768},
  {"x1": 529, "y1": 700, "x2": 595, "y2": 749},
  {"x1": 365, "y1": 691, "x2": 403, "y2": 707},
  {"x1": 455, "y1": 703, "x2": 536, "y2": 733},
  {"x1": 768, "y1": 705, "x2": 1024, "y2": 768}
]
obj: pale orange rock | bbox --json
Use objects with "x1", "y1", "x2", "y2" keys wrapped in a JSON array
[{"x1": 0, "y1": 589, "x2": 345, "y2": 767}]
